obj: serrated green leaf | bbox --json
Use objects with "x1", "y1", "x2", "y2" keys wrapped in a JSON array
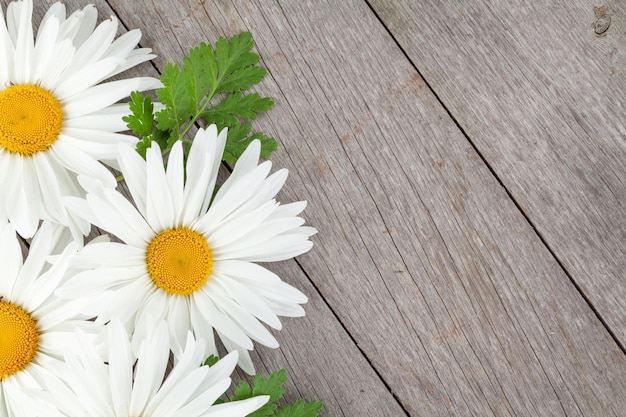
[
  {"x1": 182, "y1": 42, "x2": 217, "y2": 113},
  {"x1": 276, "y1": 400, "x2": 324, "y2": 417},
  {"x1": 252, "y1": 369, "x2": 287, "y2": 401},
  {"x1": 146, "y1": 31, "x2": 277, "y2": 164},
  {"x1": 217, "y1": 66, "x2": 267, "y2": 93},
  {"x1": 223, "y1": 123, "x2": 277, "y2": 164},
  {"x1": 230, "y1": 369, "x2": 287, "y2": 417},
  {"x1": 203, "y1": 355, "x2": 220, "y2": 367},
  {"x1": 155, "y1": 62, "x2": 191, "y2": 132},
  {"x1": 153, "y1": 126, "x2": 170, "y2": 151},
  {"x1": 123, "y1": 91, "x2": 154, "y2": 138},
  {"x1": 200, "y1": 92, "x2": 274, "y2": 127},
  {"x1": 135, "y1": 136, "x2": 152, "y2": 159},
  {"x1": 213, "y1": 32, "x2": 264, "y2": 94},
  {"x1": 215, "y1": 32, "x2": 258, "y2": 75},
  {"x1": 232, "y1": 380, "x2": 252, "y2": 399}
]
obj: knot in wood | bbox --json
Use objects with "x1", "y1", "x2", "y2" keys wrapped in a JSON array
[{"x1": 594, "y1": 14, "x2": 611, "y2": 35}]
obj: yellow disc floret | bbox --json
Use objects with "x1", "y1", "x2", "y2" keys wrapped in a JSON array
[
  {"x1": 0, "y1": 84, "x2": 63, "y2": 156},
  {"x1": 0, "y1": 301, "x2": 39, "y2": 380},
  {"x1": 146, "y1": 227, "x2": 213, "y2": 296}
]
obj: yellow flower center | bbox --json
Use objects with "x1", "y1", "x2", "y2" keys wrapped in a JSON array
[
  {"x1": 0, "y1": 84, "x2": 63, "y2": 156},
  {"x1": 0, "y1": 301, "x2": 39, "y2": 380},
  {"x1": 146, "y1": 227, "x2": 213, "y2": 296}
]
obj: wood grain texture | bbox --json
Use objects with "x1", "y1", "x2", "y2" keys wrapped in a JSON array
[
  {"x1": 22, "y1": 0, "x2": 408, "y2": 416},
  {"x1": 369, "y1": 0, "x2": 626, "y2": 345},
  {"x1": 108, "y1": 0, "x2": 626, "y2": 415},
  {"x1": 17, "y1": 0, "x2": 626, "y2": 415}
]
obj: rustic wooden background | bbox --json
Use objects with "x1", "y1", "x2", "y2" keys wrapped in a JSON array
[{"x1": 22, "y1": 0, "x2": 626, "y2": 415}]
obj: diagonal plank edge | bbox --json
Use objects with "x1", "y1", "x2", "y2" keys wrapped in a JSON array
[
  {"x1": 368, "y1": 0, "x2": 626, "y2": 347},
  {"x1": 113, "y1": 0, "x2": 625, "y2": 415},
  {"x1": 28, "y1": 0, "x2": 626, "y2": 415},
  {"x1": 22, "y1": 1, "x2": 410, "y2": 416}
]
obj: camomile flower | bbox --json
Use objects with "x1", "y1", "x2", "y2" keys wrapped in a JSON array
[
  {"x1": 62, "y1": 125, "x2": 316, "y2": 374},
  {"x1": 0, "y1": 220, "x2": 101, "y2": 416},
  {"x1": 48, "y1": 320, "x2": 268, "y2": 417},
  {"x1": 0, "y1": 0, "x2": 161, "y2": 237}
]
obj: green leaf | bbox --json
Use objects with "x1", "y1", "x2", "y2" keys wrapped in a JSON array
[
  {"x1": 223, "y1": 123, "x2": 277, "y2": 164},
  {"x1": 124, "y1": 92, "x2": 171, "y2": 157},
  {"x1": 231, "y1": 369, "x2": 287, "y2": 417},
  {"x1": 214, "y1": 32, "x2": 264, "y2": 93},
  {"x1": 182, "y1": 42, "x2": 217, "y2": 113},
  {"x1": 136, "y1": 31, "x2": 277, "y2": 163},
  {"x1": 155, "y1": 62, "x2": 191, "y2": 132},
  {"x1": 135, "y1": 136, "x2": 152, "y2": 159},
  {"x1": 276, "y1": 400, "x2": 325, "y2": 417},
  {"x1": 204, "y1": 355, "x2": 220, "y2": 367},
  {"x1": 123, "y1": 91, "x2": 154, "y2": 138},
  {"x1": 201, "y1": 92, "x2": 274, "y2": 127}
]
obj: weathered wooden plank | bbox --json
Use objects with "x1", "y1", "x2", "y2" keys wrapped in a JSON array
[
  {"x1": 109, "y1": 0, "x2": 626, "y2": 415},
  {"x1": 369, "y1": 0, "x2": 626, "y2": 345},
  {"x1": 20, "y1": 1, "x2": 408, "y2": 415},
  {"x1": 111, "y1": 0, "x2": 626, "y2": 415},
  {"x1": 23, "y1": 0, "x2": 626, "y2": 415}
]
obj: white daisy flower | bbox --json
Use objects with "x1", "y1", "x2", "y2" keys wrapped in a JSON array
[
  {"x1": 0, "y1": 0, "x2": 161, "y2": 237},
  {"x1": 49, "y1": 320, "x2": 268, "y2": 417},
  {"x1": 62, "y1": 125, "x2": 316, "y2": 373},
  {"x1": 0, "y1": 220, "x2": 101, "y2": 416}
]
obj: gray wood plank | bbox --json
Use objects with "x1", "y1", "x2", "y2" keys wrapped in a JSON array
[
  {"x1": 110, "y1": 0, "x2": 626, "y2": 415},
  {"x1": 21, "y1": 1, "x2": 408, "y2": 416},
  {"x1": 20, "y1": 0, "x2": 626, "y2": 415},
  {"x1": 369, "y1": 0, "x2": 626, "y2": 345}
]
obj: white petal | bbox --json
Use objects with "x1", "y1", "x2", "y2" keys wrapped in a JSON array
[
  {"x1": 39, "y1": 38, "x2": 74, "y2": 91},
  {"x1": 33, "y1": 153, "x2": 67, "y2": 223},
  {"x1": 9, "y1": 0, "x2": 34, "y2": 84},
  {"x1": 104, "y1": 28, "x2": 141, "y2": 58},
  {"x1": 64, "y1": 17, "x2": 117, "y2": 77},
  {"x1": 31, "y1": 14, "x2": 59, "y2": 84},
  {"x1": 166, "y1": 141, "x2": 185, "y2": 224},
  {"x1": 152, "y1": 369, "x2": 212, "y2": 416},
  {"x1": 213, "y1": 139, "x2": 260, "y2": 201},
  {"x1": 215, "y1": 234, "x2": 313, "y2": 262},
  {"x1": 199, "y1": 126, "x2": 228, "y2": 214},
  {"x1": 189, "y1": 299, "x2": 217, "y2": 357},
  {"x1": 64, "y1": 103, "x2": 133, "y2": 131},
  {"x1": 54, "y1": 56, "x2": 123, "y2": 99},
  {"x1": 213, "y1": 273, "x2": 282, "y2": 329},
  {"x1": 206, "y1": 199, "x2": 278, "y2": 249},
  {"x1": 193, "y1": 291, "x2": 253, "y2": 350},
  {"x1": 197, "y1": 163, "x2": 272, "y2": 235},
  {"x1": 209, "y1": 281, "x2": 279, "y2": 348},
  {"x1": 85, "y1": 188, "x2": 154, "y2": 247},
  {"x1": 132, "y1": 291, "x2": 169, "y2": 353},
  {"x1": 0, "y1": 6, "x2": 14, "y2": 87},
  {"x1": 108, "y1": 320, "x2": 133, "y2": 416},
  {"x1": 202, "y1": 396, "x2": 269, "y2": 417},
  {"x1": 37, "y1": 2, "x2": 65, "y2": 40},
  {"x1": 62, "y1": 77, "x2": 161, "y2": 119},
  {"x1": 181, "y1": 126, "x2": 226, "y2": 225},
  {"x1": 117, "y1": 142, "x2": 148, "y2": 217},
  {"x1": 66, "y1": 5, "x2": 98, "y2": 48},
  {"x1": 0, "y1": 222, "x2": 21, "y2": 297},
  {"x1": 14, "y1": 221, "x2": 59, "y2": 297},
  {"x1": 130, "y1": 321, "x2": 169, "y2": 416},
  {"x1": 108, "y1": 48, "x2": 157, "y2": 78},
  {"x1": 50, "y1": 139, "x2": 116, "y2": 187},
  {"x1": 72, "y1": 241, "x2": 145, "y2": 268},
  {"x1": 217, "y1": 332, "x2": 255, "y2": 375},
  {"x1": 145, "y1": 142, "x2": 174, "y2": 231},
  {"x1": 167, "y1": 296, "x2": 191, "y2": 357},
  {"x1": 58, "y1": 266, "x2": 147, "y2": 299}
]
